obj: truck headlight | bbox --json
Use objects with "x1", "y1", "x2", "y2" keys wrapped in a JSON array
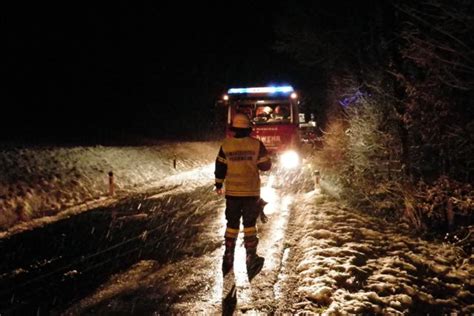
[{"x1": 280, "y1": 150, "x2": 299, "y2": 169}]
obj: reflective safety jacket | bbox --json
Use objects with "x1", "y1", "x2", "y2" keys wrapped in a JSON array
[{"x1": 215, "y1": 136, "x2": 271, "y2": 197}]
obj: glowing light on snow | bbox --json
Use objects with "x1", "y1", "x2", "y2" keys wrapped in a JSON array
[
  {"x1": 281, "y1": 195, "x2": 293, "y2": 211},
  {"x1": 266, "y1": 174, "x2": 275, "y2": 188},
  {"x1": 231, "y1": 175, "x2": 295, "y2": 301},
  {"x1": 261, "y1": 175, "x2": 278, "y2": 215}
]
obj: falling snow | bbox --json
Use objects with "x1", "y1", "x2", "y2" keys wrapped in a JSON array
[
  {"x1": 1, "y1": 144, "x2": 472, "y2": 315},
  {"x1": 61, "y1": 169, "x2": 472, "y2": 315}
]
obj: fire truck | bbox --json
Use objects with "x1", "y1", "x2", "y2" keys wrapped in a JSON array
[{"x1": 219, "y1": 85, "x2": 301, "y2": 169}]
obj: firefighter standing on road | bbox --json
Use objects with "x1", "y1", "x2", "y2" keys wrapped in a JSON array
[{"x1": 215, "y1": 113, "x2": 272, "y2": 279}]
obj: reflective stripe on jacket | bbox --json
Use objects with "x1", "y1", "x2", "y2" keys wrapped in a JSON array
[{"x1": 215, "y1": 136, "x2": 271, "y2": 197}]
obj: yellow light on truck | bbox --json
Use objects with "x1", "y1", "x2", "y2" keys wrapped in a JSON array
[
  {"x1": 290, "y1": 92, "x2": 297, "y2": 99},
  {"x1": 223, "y1": 94, "x2": 229, "y2": 101}
]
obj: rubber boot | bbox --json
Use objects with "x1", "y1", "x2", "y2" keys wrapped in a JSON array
[
  {"x1": 244, "y1": 235, "x2": 264, "y2": 281},
  {"x1": 222, "y1": 237, "x2": 236, "y2": 275}
]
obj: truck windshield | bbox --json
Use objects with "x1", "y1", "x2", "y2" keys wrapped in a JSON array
[{"x1": 252, "y1": 104, "x2": 291, "y2": 125}]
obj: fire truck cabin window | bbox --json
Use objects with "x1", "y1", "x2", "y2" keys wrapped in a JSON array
[{"x1": 253, "y1": 104, "x2": 290, "y2": 124}]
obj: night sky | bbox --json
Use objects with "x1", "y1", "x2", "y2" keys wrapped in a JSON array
[{"x1": 3, "y1": 1, "x2": 378, "y2": 144}]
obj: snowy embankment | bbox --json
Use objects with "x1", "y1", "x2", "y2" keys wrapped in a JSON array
[
  {"x1": 0, "y1": 142, "x2": 218, "y2": 233},
  {"x1": 279, "y1": 192, "x2": 473, "y2": 315}
]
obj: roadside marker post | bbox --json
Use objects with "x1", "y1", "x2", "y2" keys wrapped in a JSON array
[
  {"x1": 108, "y1": 171, "x2": 115, "y2": 196},
  {"x1": 314, "y1": 170, "x2": 320, "y2": 190}
]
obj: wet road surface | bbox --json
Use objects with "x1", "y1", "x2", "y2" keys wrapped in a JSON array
[
  {"x1": 0, "y1": 169, "x2": 310, "y2": 315},
  {"x1": 0, "y1": 183, "x2": 224, "y2": 315},
  {"x1": 61, "y1": 173, "x2": 309, "y2": 315}
]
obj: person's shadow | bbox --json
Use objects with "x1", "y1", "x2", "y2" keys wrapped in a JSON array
[{"x1": 222, "y1": 270, "x2": 237, "y2": 315}]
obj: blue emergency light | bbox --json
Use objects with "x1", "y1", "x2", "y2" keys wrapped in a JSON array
[{"x1": 228, "y1": 86, "x2": 294, "y2": 94}]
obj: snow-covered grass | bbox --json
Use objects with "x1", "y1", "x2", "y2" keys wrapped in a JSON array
[{"x1": 0, "y1": 142, "x2": 218, "y2": 232}]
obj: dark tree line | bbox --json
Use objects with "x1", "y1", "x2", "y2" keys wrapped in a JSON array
[{"x1": 275, "y1": 0, "x2": 474, "y2": 231}]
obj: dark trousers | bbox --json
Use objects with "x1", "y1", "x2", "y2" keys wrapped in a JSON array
[
  {"x1": 225, "y1": 196, "x2": 259, "y2": 229},
  {"x1": 223, "y1": 196, "x2": 260, "y2": 261}
]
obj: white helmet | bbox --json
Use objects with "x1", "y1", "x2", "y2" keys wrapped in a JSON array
[{"x1": 232, "y1": 113, "x2": 251, "y2": 129}]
